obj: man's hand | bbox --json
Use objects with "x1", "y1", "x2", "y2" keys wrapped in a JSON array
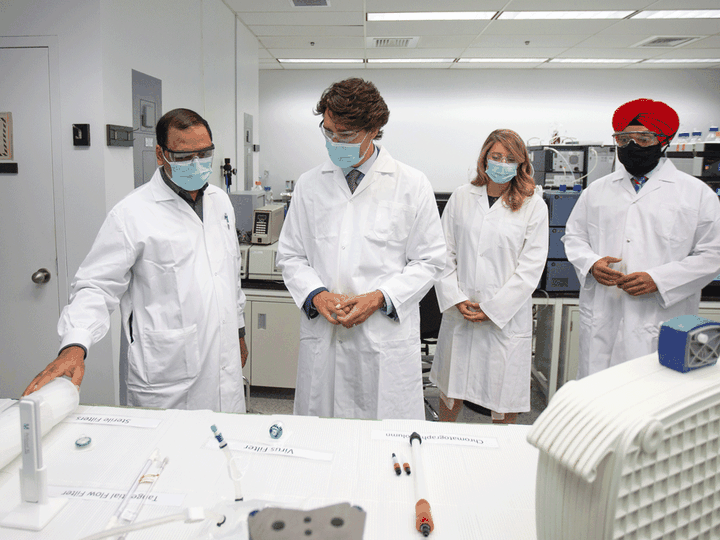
[
  {"x1": 313, "y1": 291, "x2": 350, "y2": 325},
  {"x1": 455, "y1": 300, "x2": 490, "y2": 323},
  {"x1": 22, "y1": 346, "x2": 85, "y2": 397},
  {"x1": 240, "y1": 336, "x2": 248, "y2": 368},
  {"x1": 591, "y1": 256, "x2": 625, "y2": 286},
  {"x1": 616, "y1": 272, "x2": 658, "y2": 296},
  {"x1": 336, "y1": 291, "x2": 385, "y2": 329}
]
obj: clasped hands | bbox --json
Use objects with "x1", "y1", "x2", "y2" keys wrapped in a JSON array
[
  {"x1": 591, "y1": 256, "x2": 658, "y2": 296},
  {"x1": 455, "y1": 300, "x2": 489, "y2": 322},
  {"x1": 313, "y1": 290, "x2": 385, "y2": 328}
]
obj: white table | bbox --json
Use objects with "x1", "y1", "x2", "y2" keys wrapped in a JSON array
[{"x1": 0, "y1": 405, "x2": 539, "y2": 539}]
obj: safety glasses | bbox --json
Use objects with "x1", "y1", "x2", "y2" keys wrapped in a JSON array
[
  {"x1": 488, "y1": 152, "x2": 519, "y2": 164},
  {"x1": 319, "y1": 121, "x2": 361, "y2": 144},
  {"x1": 612, "y1": 132, "x2": 660, "y2": 147},
  {"x1": 164, "y1": 144, "x2": 215, "y2": 162}
]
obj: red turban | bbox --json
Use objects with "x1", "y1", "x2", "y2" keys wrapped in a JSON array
[{"x1": 612, "y1": 98, "x2": 679, "y2": 146}]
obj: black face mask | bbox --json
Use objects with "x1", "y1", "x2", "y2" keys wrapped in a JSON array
[{"x1": 617, "y1": 141, "x2": 663, "y2": 177}]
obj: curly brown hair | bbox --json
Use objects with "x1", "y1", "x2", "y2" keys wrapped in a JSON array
[
  {"x1": 472, "y1": 129, "x2": 536, "y2": 212},
  {"x1": 314, "y1": 78, "x2": 390, "y2": 139}
]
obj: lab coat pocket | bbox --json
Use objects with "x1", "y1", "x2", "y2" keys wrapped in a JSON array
[
  {"x1": 370, "y1": 201, "x2": 415, "y2": 242},
  {"x1": 657, "y1": 204, "x2": 698, "y2": 248},
  {"x1": 140, "y1": 324, "x2": 201, "y2": 384},
  {"x1": 484, "y1": 218, "x2": 525, "y2": 256}
]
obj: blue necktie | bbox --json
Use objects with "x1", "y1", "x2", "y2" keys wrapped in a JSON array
[
  {"x1": 632, "y1": 176, "x2": 648, "y2": 193},
  {"x1": 346, "y1": 169, "x2": 363, "y2": 194}
]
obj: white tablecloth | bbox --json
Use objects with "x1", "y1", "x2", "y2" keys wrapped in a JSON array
[{"x1": 0, "y1": 405, "x2": 538, "y2": 539}]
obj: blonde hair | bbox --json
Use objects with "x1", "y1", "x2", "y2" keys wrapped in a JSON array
[{"x1": 472, "y1": 129, "x2": 536, "y2": 212}]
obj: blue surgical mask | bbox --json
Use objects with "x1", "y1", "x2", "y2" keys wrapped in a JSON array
[
  {"x1": 486, "y1": 159, "x2": 518, "y2": 184},
  {"x1": 325, "y1": 132, "x2": 370, "y2": 168},
  {"x1": 163, "y1": 154, "x2": 212, "y2": 191}
]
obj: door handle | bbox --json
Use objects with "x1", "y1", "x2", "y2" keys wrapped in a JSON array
[{"x1": 31, "y1": 268, "x2": 51, "y2": 284}]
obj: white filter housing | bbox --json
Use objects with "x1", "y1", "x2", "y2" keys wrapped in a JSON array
[{"x1": 527, "y1": 353, "x2": 720, "y2": 540}]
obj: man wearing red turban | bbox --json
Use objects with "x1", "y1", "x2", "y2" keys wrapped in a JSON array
[{"x1": 563, "y1": 98, "x2": 720, "y2": 377}]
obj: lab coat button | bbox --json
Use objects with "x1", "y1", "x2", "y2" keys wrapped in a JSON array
[{"x1": 341, "y1": 245, "x2": 346, "y2": 250}]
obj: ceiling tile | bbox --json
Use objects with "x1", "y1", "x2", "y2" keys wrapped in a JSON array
[
  {"x1": 227, "y1": 0, "x2": 360, "y2": 13},
  {"x1": 684, "y1": 36, "x2": 720, "y2": 48},
  {"x1": 366, "y1": 0, "x2": 507, "y2": 11},
  {"x1": 460, "y1": 48, "x2": 567, "y2": 58},
  {"x1": 469, "y1": 33, "x2": 588, "y2": 48},
  {"x1": 597, "y1": 19, "x2": 720, "y2": 35},
  {"x1": 268, "y1": 48, "x2": 365, "y2": 59},
  {"x1": 555, "y1": 48, "x2": 651, "y2": 59},
  {"x1": 415, "y1": 35, "x2": 477, "y2": 49},
  {"x1": 647, "y1": 49, "x2": 720, "y2": 59},
  {"x1": 636, "y1": 0, "x2": 720, "y2": 9},
  {"x1": 250, "y1": 25, "x2": 365, "y2": 37},
  {"x1": 483, "y1": 20, "x2": 618, "y2": 35},
  {"x1": 366, "y1": 48, "x2": 465, "y2": 59},
  {"x1": 239, "y1": 12, "x2": 364, "y2": 26},
  {"x1": 259, "y1": 36, "x2": 364, "y2": 49},
  {"x1": 576, "y1": 34, "x2": 658, "y2": 48}
]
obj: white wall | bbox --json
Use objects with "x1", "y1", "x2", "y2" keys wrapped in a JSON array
[
  {"x1": 259, "y1": 68, "x2": 720, "y2": 193},
  {"x1": 236, "y1": 18, "x2": 260, "y2": 190},
  {"x1": 1, "y1": 0, "x2": 256, "y2": 405}
]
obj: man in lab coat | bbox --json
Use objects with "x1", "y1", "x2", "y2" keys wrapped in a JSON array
[
  {"x1": 563, "y1": 98, "x2": 720, "y2": 378},
  {"x1": 23, "y1": 109, "x2": 248, "y2": 412},
  {"x1": 276, "y1": 78, "x2": 446, "y2": 420}
]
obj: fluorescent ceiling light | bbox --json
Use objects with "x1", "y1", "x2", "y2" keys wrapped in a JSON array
[
  {"x1": 458, "y1": 58, "x2": 548, "y2": 63},
  {"x1": 499, "y1": 11, "x2": 633, "y2": 20},
  {"x1": 278, "y1": 58, "x2": 363, "y2": 63},
  {"x1": 367, "y1": 58, "x2": 454, "y2": 63},
  {"x1": 643, "y1": 58, "x2": 720, "y2": 63},
  {"x1": 550, "y1": 58, "x2": 640, "y2": 63},
  {"x1": 367, "y1": 12, "x2": 494, "y2": 21},
  {"x1": 631, "y1": 10, "x2": 720, "y2": 19}
]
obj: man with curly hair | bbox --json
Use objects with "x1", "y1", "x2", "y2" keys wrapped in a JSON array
[{"x1": 277, "y1": 78, "x2": 446, "y2": 420}]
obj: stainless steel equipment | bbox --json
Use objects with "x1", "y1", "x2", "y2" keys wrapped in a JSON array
[{"x1": 229, "y1": 191, "x2": 266, "y2": 236}]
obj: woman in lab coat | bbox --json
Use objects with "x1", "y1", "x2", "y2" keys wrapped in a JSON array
[{"x1": 430, "y1": 129, "x2": 549, "y2": 423}]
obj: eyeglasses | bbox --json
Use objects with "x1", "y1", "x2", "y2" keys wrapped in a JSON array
[
  {"x1": 164, "y1": 144, "x2": 215, "y2": 162},
  {"x1": 612, "y1": 132, "x2": 660, "y2": 148},
  {"x1": 319, "y1": 121, "x2": 361, "y2": 144},
  {"x1": 488, "y1": 152, "x2": 518, "y2": 164}
]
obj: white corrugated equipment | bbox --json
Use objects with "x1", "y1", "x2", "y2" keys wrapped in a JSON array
[{"x1": 527, "y1": 349, "x2": 720, "y2": 540}]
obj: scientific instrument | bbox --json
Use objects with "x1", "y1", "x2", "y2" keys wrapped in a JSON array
[
  {"x1": 251, "y1": 204, "x2": 285, "y2": 245},
  {"x1": 409, "y1": 432, "x2": 434, "y2": 537}
]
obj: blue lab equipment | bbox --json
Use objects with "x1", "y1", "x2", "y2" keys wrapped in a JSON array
[{"x1": 658, "y1": 315, "x2": 720, "y2": 373}]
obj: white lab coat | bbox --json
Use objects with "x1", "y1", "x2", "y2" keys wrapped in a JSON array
[
  {"x1": 276, "y1": 145, "x2": 446, "y2": 420},
  {"x1": 58, "y1": 168, "x2": 246, "y2": 412},
  {"x1": 563, "y1": 159, "x2": 720, "y2": 378},
  {"x1": 430, "y1": 184, "x2": 549, "y2": 413}
]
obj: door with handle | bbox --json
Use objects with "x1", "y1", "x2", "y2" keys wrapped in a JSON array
[{"x1": 0, "y1": 46, "x2": 63, "y2": 399}]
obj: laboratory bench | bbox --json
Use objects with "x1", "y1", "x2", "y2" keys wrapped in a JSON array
[
  {"x1": 531, "y1": 295, "x2": 720, "y2": 404},
  {"x1": 241, "y1": 280, "x2": 720, "y2": 405},
  {"x1": 0, "y1": 404, "x2": 539, "y2": 540}
]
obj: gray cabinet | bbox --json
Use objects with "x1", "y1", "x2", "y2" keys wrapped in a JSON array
[{"x1": 244, "y1": 290, "x2": 301, "y2": 388}]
